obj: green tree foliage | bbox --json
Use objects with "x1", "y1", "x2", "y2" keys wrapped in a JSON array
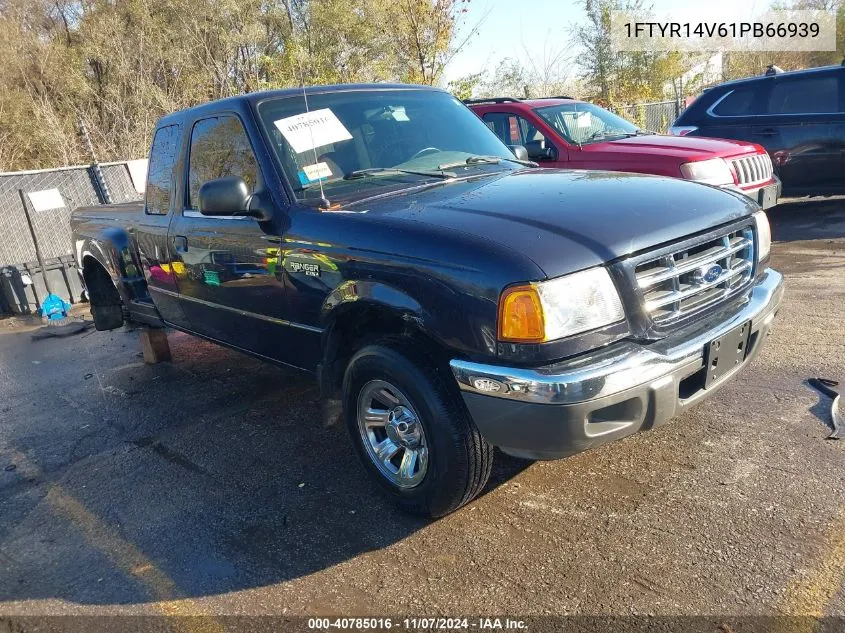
[
  {"x1": 447, "y1": 71, "x2": 484, "y2": 99},
  {"x1": 0, "y1": 0, "x2": 471, "y2": 170},
  {"x1": 452, "y1": 52, "x2": 579, "y2": 100},
  {"x1": 723, "y1": 0, "x2": 844, "y2": 81},
  {"x1": 574, "y1": 0, "x2": 844, "y2": 101},
  {"x1": 575, "y1": 0, "x2": 700, "y2": 107}
]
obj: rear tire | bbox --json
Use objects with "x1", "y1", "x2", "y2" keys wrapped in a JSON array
[
  {"x1": 91, "y1": 305, "x2": 124, "y2": 331},
  {"x1": 82, "y1": 263, "x2": 124, "y2": 331},
  {"x1": 342, "y1": 337, "x2": 493, "y2": 517}
]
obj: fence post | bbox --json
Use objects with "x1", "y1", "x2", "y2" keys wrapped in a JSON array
[
  {"x1": 17, "y1": 189, "x2": 53, "y2": 296},
  {"x1": 78, "y1": 117, "x2": 113, "y2": 205}
]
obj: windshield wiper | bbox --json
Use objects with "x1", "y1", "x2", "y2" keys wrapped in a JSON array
[
  {"x1": 344, "y1": 167, "x2": 456, "y2": 180},
  {"x1": 437, "y1": 155, "x2": 537, "y2": 170},
  {"x1": 583, "y1": 129, "x2": 642, "y2": 143},
  {"x1": 616, "y1": 129, "x2": 654, "y2": 138}
]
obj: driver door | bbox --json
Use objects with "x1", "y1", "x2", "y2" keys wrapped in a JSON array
[{"x1": 168, "y1": 114, "x2": 289, "y2": 357}]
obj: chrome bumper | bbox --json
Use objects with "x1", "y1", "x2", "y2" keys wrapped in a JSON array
[
  {"x1": 450, "y1": 269, "x2": 783, "y2": 460},
  {"x1": 451, "y1": 269, "x2": 783, "y2": 405}
]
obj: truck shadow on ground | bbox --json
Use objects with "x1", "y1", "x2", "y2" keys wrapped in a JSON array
[
  {"x1": 0, "y1": 328, "x2": 530, "y2": 606},
  {"x1": 3, "y1": 198, "x2": 839, "y2": 607},
  {"x1": 768, "y1": 197, "x2": 845, "y2": 243}
]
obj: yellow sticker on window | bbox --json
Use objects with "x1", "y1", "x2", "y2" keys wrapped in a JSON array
[{"x1": 302, "y1": 162, "x2": 332, "y2": 182}]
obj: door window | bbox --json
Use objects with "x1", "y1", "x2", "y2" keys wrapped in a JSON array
[
  {"x1": 514, "y1": 116, "x2": 547, "y2": 146},
  {"x1": 186, "y1": 115, "x2": 260, "y2": 211},
  {"x1": 768, "y1": 76, "x2": 838, "y2": 114},
  {"x1": 481, "y1": 112, "x2": 550, "y2": 151},
  {"x1": 145, "y1": 124, "x2": 180, "y2": 215},
  {"x1": 481, "y1": 112, "x2": 522, "y2": 145}
]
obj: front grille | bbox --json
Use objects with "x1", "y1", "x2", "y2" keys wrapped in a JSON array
[
  {"x1": 635, "y1": 227, "x2": 755, "y2": 325},
  {"x1": 729, "y1": 153, "x2": 773, "y2": 187}
]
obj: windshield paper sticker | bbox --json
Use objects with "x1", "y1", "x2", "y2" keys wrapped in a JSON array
[
  {"x1": 390, "y1": 106, "x2": 410, "y2": 121},
  {"x1": 274, "y1": 109, "x2": 352, "y2": 154},
  {"x1": 302, "y1": 162, "x2": 332, "y2": 182},
  {"x1": 576, "y1": 112, "x2": 592, "y2": 128}
]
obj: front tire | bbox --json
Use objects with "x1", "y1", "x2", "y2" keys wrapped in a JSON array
[{"x1": 342, "y1": 338, "x2": 493, "y2": 517}]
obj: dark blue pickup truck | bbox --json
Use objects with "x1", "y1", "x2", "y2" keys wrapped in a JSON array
[{"x1": 71, "y1": 84, "x2": 783, "y2": 517}]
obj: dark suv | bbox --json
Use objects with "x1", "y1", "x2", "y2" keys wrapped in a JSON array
[{"x1": 670, "y1": 64, "x2": 845, "y2": 197}]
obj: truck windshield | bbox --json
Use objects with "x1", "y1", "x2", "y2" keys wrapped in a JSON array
[
  {"x1": 257, "y1": 89, "x2": 517, "y2": 204},
  {"x1": 534, "y1": 102, "x2": 643, "y2": 146}
]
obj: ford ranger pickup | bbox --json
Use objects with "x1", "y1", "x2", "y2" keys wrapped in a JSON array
[{"x1": 71, "y1": 84, "x2": 784, "y2": 517}]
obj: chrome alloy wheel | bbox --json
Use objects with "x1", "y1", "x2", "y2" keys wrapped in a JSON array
[{"x1": 356, "y1": 380, "x2": 429, "y2": 489}]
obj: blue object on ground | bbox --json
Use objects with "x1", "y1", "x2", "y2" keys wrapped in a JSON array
[{"x1": 40, "y1": 293, "x2": 71, "y2": 320}]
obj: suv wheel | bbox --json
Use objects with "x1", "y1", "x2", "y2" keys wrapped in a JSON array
[{"x1": 343, "y1": 338, "x2": 493, "y2": 517}]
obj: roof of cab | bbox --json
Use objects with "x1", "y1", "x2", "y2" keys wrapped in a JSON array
[{"x1": 156, "y1": 83, "x2": 442, "y2": 127}]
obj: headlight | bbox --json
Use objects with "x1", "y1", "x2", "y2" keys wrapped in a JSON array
[
  {"x1": 680, "y1": 158, "x2": 734, "y2": 186},
  {"x1": 498, "y1": 267, "x2": 625, "y2": 343},
  {"x1": 753, "y1": 210, "x2": 771, "y2": 263}
]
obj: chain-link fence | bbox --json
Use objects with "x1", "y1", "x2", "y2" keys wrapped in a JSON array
[
  {"x1": 612, "y1": 100, "x2": 683, "y2": 134},
  {"x1": 0, "y1": 160, "x2": 145, "y2": 315}
]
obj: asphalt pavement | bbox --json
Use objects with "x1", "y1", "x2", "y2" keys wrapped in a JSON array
[{"x1": 0, "y1": 198, "x2": 843, "y2": 627}]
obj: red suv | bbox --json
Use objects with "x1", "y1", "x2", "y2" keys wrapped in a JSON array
[{"x1": 466, "y1": 97, "x2": 781, "y2": 209}]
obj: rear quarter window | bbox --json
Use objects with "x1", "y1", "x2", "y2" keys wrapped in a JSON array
[
  {"x1": 711, "y1": 88, "x2": 760, "y2": 116},
  {"x1": 768, "y1": 76, "x2": 839, "y2": 114},
  {"x1": 145, "y1": 125, "x2": 181, "y2": 215}
]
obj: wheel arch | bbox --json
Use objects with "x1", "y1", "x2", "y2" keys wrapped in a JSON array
[{"x1": 317, "y1": 281, "x2": 448, "y2": 405}]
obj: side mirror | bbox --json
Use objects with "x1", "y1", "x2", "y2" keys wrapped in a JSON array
[
  {"x1": 508, "y1": 144, "x2": 529, "y2": 161},
  {"x1": 525, "y1": 140, "x2": 556, "y2": 161},
  {"x1": 199, "y1": 177, "x2": 267, "y2": 219}
]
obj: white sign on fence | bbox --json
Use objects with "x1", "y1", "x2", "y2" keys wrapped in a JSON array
[
  {"x1": 126, "y1": 158, "x2": 149, "y2": 194},
  {"x1": 27, "y1": 188, "x2": 66, "y2": 212}
]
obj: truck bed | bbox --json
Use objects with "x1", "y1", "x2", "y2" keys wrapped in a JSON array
[
  {"x1": 71, "y1": 201, "x2": 145, "y2": 268},
  {"x1": 71, "y1": 201, "x2": 144, "y2": 232}
]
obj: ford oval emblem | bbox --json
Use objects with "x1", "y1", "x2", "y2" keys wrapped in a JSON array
[{"x1": 697, "y1": 264, "x2": 723, "y2": 284}]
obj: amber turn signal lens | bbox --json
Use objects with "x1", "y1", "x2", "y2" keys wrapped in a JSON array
[{"x1": 498, "y1": 285, "x2": 545, "y2": 343}]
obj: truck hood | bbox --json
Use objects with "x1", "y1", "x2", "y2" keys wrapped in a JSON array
[
  {"x1": 358, "y1": 168, "x2": 757, "y2": 279},
  {"x1": 582, "y1": 134, "x2": 762, "y2": 162}
]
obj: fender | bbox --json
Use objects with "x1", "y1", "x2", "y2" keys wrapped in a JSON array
[
  {"x1": 320, "y1": 279, "x2": 424, "y2": 330},
  {"x1": 317, "y1": 280, "x2": 427, "y2": 416},
  {"x1": 77, "y1": 227, "x2": 144, "y2": 305},
  {"x1": 76, "y1": 239, "x2": 114, "y2": 278}
]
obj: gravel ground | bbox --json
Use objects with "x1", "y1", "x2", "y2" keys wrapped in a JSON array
[{"x1": 0, "y1": 198, "x2": 843, "y2": 627}]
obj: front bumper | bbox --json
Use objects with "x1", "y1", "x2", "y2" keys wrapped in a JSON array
[
  {"x1": 450, "y1": 269, "x2": 784, "y2": 460},
  {"x1": 723, "y1": 176, "x2": 781, "y2": 209}
]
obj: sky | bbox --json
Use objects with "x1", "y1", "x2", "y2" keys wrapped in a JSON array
[{"x1": 443, "y1": 0, "x2": 771, "y2": 84}]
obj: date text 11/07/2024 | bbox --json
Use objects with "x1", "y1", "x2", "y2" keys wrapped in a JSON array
[{"x1": 307, "y1": 618, "x2": 528, "y2": 630}]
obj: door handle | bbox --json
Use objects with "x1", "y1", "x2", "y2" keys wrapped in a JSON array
[
  {"x1": 753, "y1": 128, "x2": 779, "y2": 136},
  {"x1": 173, "y1": 235, "x2": 188, "y2": 252}
]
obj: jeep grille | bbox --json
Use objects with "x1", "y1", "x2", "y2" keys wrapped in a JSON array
[{"x1": 729, "y1": 153, "x2": 773, "y2": 187}]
